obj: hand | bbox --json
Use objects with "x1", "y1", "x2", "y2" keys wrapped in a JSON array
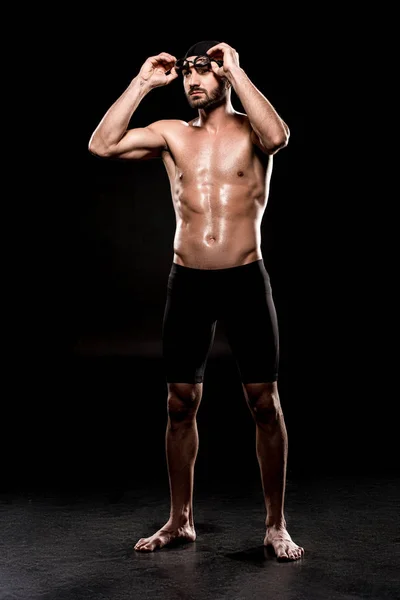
[
  {"x1": 206, "y1": 42, "x2": 240, "y2": 77},
  {"x1": 139, "y1": 52, "x2": 179, "y2": 89}
]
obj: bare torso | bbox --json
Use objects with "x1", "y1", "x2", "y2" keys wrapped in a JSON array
[{"x1": 160, "y1": 112, "x2": 273, "y2": 269}]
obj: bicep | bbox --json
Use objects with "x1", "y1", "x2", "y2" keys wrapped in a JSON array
[{"x1": 107, "y1": 125, "x2": 167, "y2": 160}]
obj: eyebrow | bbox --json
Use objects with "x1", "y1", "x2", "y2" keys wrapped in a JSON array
[{"x1": 182, "y1": 64, "x2": 209, "y2": 74}]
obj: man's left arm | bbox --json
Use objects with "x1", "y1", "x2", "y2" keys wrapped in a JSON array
[{"x1": 208, "y1": 43, "x2": 290, "y2": 155}]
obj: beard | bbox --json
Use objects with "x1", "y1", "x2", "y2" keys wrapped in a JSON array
[{"x1": 186, "y1": 80, "x2": 227, "y2": 109}]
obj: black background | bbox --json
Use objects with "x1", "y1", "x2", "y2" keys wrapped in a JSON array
[{"x1": 5, "y1": 14, "x2": 394, "y2": 493}]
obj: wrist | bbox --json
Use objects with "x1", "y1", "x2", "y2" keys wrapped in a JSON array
[
  {"x1": 225, "y1": 65, "x2": 246, "y2": 85},
  {"x1": 131, "y1": 75, "x2": 152, "y2": 96}
]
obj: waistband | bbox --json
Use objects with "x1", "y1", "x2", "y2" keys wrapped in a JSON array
[{"x1": 170, "y1": 259, "x2": 264, "y2": 275}]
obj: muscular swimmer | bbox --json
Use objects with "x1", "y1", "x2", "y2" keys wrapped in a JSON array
[{"x1": 89, "y1": 40, "x2": 304, "y2": 561}]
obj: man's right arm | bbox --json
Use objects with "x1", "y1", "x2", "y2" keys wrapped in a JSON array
[{"x1": 88, "y1": 52, "x2": 178, "y2": 160}]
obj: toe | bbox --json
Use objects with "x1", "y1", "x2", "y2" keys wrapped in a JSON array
[
  {"x1": 135, "y1": 543, "x2": 143, "y2": 550},
  {"x1": 291, "y1": 546, "x2": 303, "y2": 560},
  {"x1": 135, "y1": 539, "x2": 150, "y2": 551},
  {"x1": 277, "y1": 554, "x2": 290, "y2": 562}
]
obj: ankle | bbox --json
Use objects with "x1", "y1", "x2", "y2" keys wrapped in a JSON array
[
  {"x1": 266, "y1": 517, "x2": 286, "y2": 530},
  {"x1": 169, "y1": 508, "x2": 192, "y2": 527}
]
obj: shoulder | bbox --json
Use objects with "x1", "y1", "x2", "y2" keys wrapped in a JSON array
[
  {"x1": 234, "y1": 111, "x2": 270, "y2": 154},
  {"x1": 232, "y1": 111, "x2": 250, "y2": 125},
  {"x1": 147, "y1": 119, "x2": 191, "y2": 135},
  {"x1": 231, "y1": 111, "x2": 255, "y2": 136},
  {"x1": 231, "y1": 111, "x2": 258, "y2": 138}
]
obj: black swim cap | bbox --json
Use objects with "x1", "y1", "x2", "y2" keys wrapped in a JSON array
[{"x1": 184, "y1": 40, "x2": 220, "y2": 59}]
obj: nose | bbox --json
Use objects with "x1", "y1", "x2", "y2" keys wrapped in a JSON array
[{"x1": 188, "y1": 70, "x2": 201, "y2": 86}]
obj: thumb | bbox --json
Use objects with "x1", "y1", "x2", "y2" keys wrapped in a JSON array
[{"x1": 165, "y1": 66, "x2": 179, "y2": 84}]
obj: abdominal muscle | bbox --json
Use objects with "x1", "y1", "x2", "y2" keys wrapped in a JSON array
[
  {"x1": 161, "y1": 118, "x2": 271, "y2": 270},
  {"x1": 172, "y1": 186, "x2": 264, "y2": 270}
]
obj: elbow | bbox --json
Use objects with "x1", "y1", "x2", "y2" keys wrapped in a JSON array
[
  {"x1": 88, "y1": 136, "x2": 102, "y2": 157},
  {"x1": 275, "y1": 121, "x2": 290, "y2": 147},
  {"x1": 269, "y1": 130, "x2": 290, "y2": 154},
  {"x1": 276, "y1": 124, "x2": 290, "y2": 148},
  {"x1": 279, "y1": 132, "x2": 290, "y2": 149},
  {"x1": 88, "y1": 133, "x2": 111, "y2": 158},
  {"x1": 88, "y1": 142, "x2": 100, "y2": 157}
]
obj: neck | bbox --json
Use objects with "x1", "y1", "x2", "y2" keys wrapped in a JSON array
[{"x1": 196, "y1": 99, "x2": 236, "y2": 131}]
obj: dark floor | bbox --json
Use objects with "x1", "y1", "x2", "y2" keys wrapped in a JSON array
[
  {"x1": 1, "y1": 474, "x2": 399, "y2": 600},
  {"x1": 2, "y1": 354, "x2": 399, "y2": 599}
]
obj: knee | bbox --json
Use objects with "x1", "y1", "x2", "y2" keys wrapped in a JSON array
[
  {"x1": 167, "y1": 382, "x2": 202, "y2": 422},
  {"x1": 243, "y1": 382, "x2": 281, "y2": 425}
]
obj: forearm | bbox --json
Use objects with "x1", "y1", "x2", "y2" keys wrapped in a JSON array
[
  {"x1": 89, "y1": 76, "x2": 150, "y2": 153},
  {"x1": 227, "y1": 67, "x2": 289, "y2": 152}
]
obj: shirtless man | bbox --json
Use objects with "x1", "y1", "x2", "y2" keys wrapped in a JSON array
[{"x1": 89, "y1": 40, "x2": 304, "y2": 561}]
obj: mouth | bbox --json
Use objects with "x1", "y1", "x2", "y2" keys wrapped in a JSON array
[{"x1": 190, "y1": 90, "x2": 204, "y2": 96}]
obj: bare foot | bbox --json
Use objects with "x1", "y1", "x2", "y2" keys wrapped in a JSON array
[
  {"x1": 134, "y1": 522, "x2": 196, "y2": 552},
  {"x1": 264, "y1": 525, "x2": 304, "y2": 561}
]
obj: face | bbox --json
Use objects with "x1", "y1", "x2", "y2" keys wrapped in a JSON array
[{"x1": 181, "y1": 55, "x2": 227, "y2": 109}]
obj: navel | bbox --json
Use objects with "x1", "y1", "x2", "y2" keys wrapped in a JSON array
[
  {"x1": 237, "y1": 171, "x2": 244, "y2": 177},
  {"x1": 205, "y1": 235, "x2": 216, "y2": 245}
]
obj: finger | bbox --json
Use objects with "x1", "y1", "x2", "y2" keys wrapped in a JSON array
[
  {"x1": 210, "y1": 60, "x2": 221, "y2": 75},
  {"x1": 165, "y1": 68, "x2": 179, "y2": 83},
  {"x1": 148, "y1": 53, "x2": 176, "y2": 71},
  {"x1": 206, "y1": 43, "x2": 228, "y2": 57},
  {"x1": 207, "y1": 48, "x2": 223, "y2": 60},
  {"x1": 156, "y1": 52, "x2": 177, "y2": 63}
]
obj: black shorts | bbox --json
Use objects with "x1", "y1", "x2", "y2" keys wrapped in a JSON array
[{"x1": 162, "y1": 259, "x2": 279, "y2": 384}]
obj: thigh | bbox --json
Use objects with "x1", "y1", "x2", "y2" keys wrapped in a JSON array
[
  {"x1": 162, "y1": 272, "x2": 217, "y2": 384},
  {"x1": 220, "y1": 264, "x2": 279, "y2": 383}
]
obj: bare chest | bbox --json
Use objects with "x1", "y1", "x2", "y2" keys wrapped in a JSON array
[{"x1": 166, "y1": 128, "x2": 256, "y2": 181}]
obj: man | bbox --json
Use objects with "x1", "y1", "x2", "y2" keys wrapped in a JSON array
[{"x1": 89, "y1": 40, "x2": 304, "y2": 561}]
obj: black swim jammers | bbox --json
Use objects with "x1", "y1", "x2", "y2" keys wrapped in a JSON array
[{"x1": 162, "y1": 259, "x2": 279, "y2": 384}]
